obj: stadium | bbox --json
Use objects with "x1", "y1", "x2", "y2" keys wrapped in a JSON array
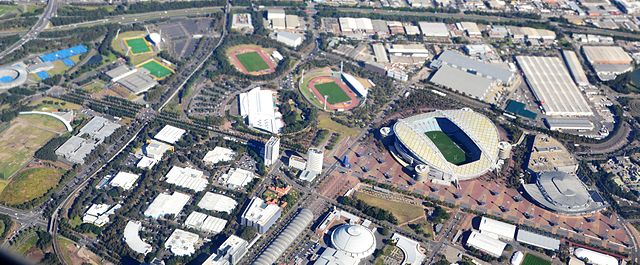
[
  {"x1": 391, "y1": 109, "x2": 500, "y2": 181},
  {"x1": 0, "y1": 65, "x2": 27, "y2": 90},
  {"x1": 298, "y1": 67, "x2": 370, "y2": 111},
  {"x1": 523, "y1": 171, "x2": 607, "y2": 215}
]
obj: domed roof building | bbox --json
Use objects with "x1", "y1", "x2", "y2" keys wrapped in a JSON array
[{"x1": 330, "y1": 224, "x2": 376, "y2": 259}]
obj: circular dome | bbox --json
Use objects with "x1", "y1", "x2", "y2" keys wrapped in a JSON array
[{"x1": 330, "y1": 224, "x2": 376, "y2": 258}]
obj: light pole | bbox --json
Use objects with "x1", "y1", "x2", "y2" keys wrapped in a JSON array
[{"x1": 324, "y1": 95, "x2": 328, "y2": 111}]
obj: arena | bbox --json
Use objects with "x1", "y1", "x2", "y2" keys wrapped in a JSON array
[
  {"x1": 391, "y1": 109, "x2": 500, "y2": 181},
  {"x1": 0, "y1": 65, "x2": 28, "y2": 90},
  {"x1": 523, "y1": 171, "x2": 607, "y2": 215}
]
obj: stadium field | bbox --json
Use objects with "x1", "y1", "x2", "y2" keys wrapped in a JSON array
[
  {"x1": 425, "y1": 131, "x2": 466, "y2": 165},
  {"x1": 522, "y1": 254, "x2": 551, "y2": 265},
  {"x1": 315, "y1": 82, "x2": 351, "y2": 104},
  {"x1": 236, "y1": 52, "x2": 270, "y2": 72},
  {"x1": 125, "y1": 37, "x2": 151, "y2": 54},
  {"x1": 140, "y1": 60, "x2": 173, "y2": 79}
]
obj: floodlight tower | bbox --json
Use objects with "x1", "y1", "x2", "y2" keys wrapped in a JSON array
[
  {"x1": 323, "y1": 95, "x2": 328, "y2": 111},
  {"x1": 340, "y1": 61, "x2": 343, "y2": 74}
]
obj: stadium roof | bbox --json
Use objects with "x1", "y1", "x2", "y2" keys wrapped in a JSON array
[
  {"x1": 429, "y1": 65, "x2": 495, "y2": 100},
  {"x1": 516, "y1": 56, "x2": 593, "y2": 116},
  {"x1": 185, "y1": 211, "x2": 228, "y2": 234},
  {"x1": 253, "y1": 209, "x2": 314, "y2": 265},
  {"x1": 434, "y1": 50, "x2": 513, "y2": 84},
  {"x1": 341, "y1": 72, "x2": 368, "y2": 98},
  {"x1": 516, "y1": 229, "x2": 560, "y2": 251},
  {"x1": 154, "y1": 125, "x2": 186, "y2": 144},
  {"x1": 523, "y1": 171, "x2": 605, "y2": 214},
  {"x1": 478, "y1": 216, "x2": 516, "y2": 241},
  {"x1": 392, "y1": 233, "x2": 426, "y2": 265},
  {"x1": 165, "y1": 166, "x2": 208, "y2": 192},
  {"x1": 144, "y1": 192, "x2": 191, "y2": 219},
  {"x1": 393, "y1": 109, "x2": 500, "y2": 180},
  {"x1": 109, "y1": 171, "x2": 140, "y2": 190},
  {"x1": 124, "y1": 221, "x2": 152, "y2": 254},
  {"x1": 203, "y1": 146, "x2": 236, "y2": 165},
  {"x1": 238, "y1": 87, "x2": 283, "y2": 134},
  {"x1": 164, "y1": 229, "x2": 199, "y2": 256},
  {"x1": 197, "y1": 192, "x2": 238, "y2": 213},
  {"x1": 466, "y1": 230, "x2": 507, "y2": 257}
]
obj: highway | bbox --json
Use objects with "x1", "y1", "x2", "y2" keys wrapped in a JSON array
[{"x1": 0, "y1": 0, "x2": 58, "y2": 60}]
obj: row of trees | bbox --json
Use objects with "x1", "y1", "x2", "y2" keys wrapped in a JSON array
[{"x1": 337, "y1": 195, "x2": 399, "y2": 224}]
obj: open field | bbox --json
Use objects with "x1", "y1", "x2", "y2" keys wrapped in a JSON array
[
  {"x1": 11, "y1": 230, "x2": 38, "y2": 255},
  {"x1": 0, "y1": 5, "x2": 18, "y2": 17},
  {"x1": 29, "y1": 97, "x2": 82, "y2": 112},
  {"x1": 139, "y1": 59, "x2": 173, "y2": 79},
  {"x1": 0, "y1": 115, "x2": 66, "y2": 178},
  {"x1": 317, "y1": 112, "x2": 360, "y2": 138},
  {"x1": 355, "y1": 191, "x2": 425, "y2": 224},
  {"x1": 425, "y1": 131, "x2": 466, "y2": 165},
  {"x1": 58, "y1": 236, "x2": 103, "y2": 265},
  {"x1": 0, "y1": 167, "x2": 64, "y2": 205},
  {"x1": 125, "y1": 37, "x2": 151, "y2": 54},
  {"x1": 522, "y1": 253, "x2": 551, "y2": 265},
  {"x1": 82, "y1": 80, "x2": 107, "y2": 93},
  {"x1": 236, "y1": 52, "x2": 270, "y2": 72},
  {"x1": 314, "y1": 81, "x2": 351, "y2": 104}
]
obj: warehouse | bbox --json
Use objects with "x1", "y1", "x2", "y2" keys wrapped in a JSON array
[
  {"x1": 240, "y1": 197, "x2": 282, "y2": 233},
  {"x1": 478, "y1": 216, "x2": 516, "y2": 241},
  {"x1": 79, "y1": 116, "x2": 121, "y2": 142},
  {"x1": 432, "y1": 50, "x2": 513, "y2": 85},
  {"x1": 197, "y1": 192, "x2": 238, "y2": 213},
  {"x1": 371, "y1": 43, "x2": 388, "y2": 63},
  {"x1": 466, "y1": 230, "x2": 507, "y2": 257},
  {"x1": 154, "y1": 125, "x2": 186, "y2": 144},
  {"x1": 109, "y1": 171, "x2": 140, "y2": 190},
  {"x1": 516, "y1": 229, "x2": 560, "y2": 251},
  {"x1": 106, "y1": 65, "x2": 158, "y2": 94},
  {"x1": 203, "y1": 146, "x2": 236, "y2": 165},
  {"x1": 275, "y1": 31, "x2": 304, "y2": 48},
  {"x1": 144, "y1": 192, "x2": 191, "y2": 219},
  {"x1": 418, "y1": 22, "x2": 450, "y2": 37},
  {"x1": 387, "y1": 43, "x2": 430, "y2": 57},
  {"x1": 184, "y1": 211, "x2": 228, "y2": 234},
  {"x1": 561, "y1": 50, "x2": 590, "y2": 87},
  {"x1": 516, "y1": 56, "x2": 593, "y2": 116},
  {"x1": 55, "y1": 136, "x2": 97, "y2": 164},
  {"x1": 253, "y1": 209, "x2": 313, "y2": 265},
  {"x1": 429, "y1": 65, "x2": 496, "y2": 101},
  {"x1": 545, "y1": 118, "x2": 595, "y2": 131},
  {"x1": 582, "y1": 45, "x2": 633, "y2": 80},
  {"x1": 219, "y1": 168, "x2": 255, "y2": 189},
  {"x1": 164, "y1": 166, "x2": 208, "y2": 192}
]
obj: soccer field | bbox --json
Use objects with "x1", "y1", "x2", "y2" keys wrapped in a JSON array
[
  {"x1": 522, "y1": 254, "x2": 551, "y2": 265},
  {"x1": 125, "y1": 38, "x2": 151, "y2": 54},
  {"x1": 236, "y1": 52, "x2": 270, "y2": 72},
  {"x1": 315, "y1": 82, "x2": 351, "y2": 104},
  {"x1": 141, "y1": 60, "x2": 172, "y2": 78},
  {"x1": 425, "y1": 131, "x2": 466, "y2": 165}
]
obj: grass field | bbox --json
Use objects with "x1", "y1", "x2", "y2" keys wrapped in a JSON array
[
  {"x1": 140, "y1": 60, "x2": 173, "y2": 79},
  {"x1": 236, "y1": 51, "x2": 270, "y2": 72},
  {"x1": 0, "y1": 4, "x2": 18, "y2": 17},
  {"x1": 0, "y1": 167, "x2": 64, "y2": 205},
  {"x1": 315, "y1": 81, "x2": 351, "y2": 104},
  {"x1": 425, "y1": 131, "x2": 466, "y2": 165},
  {"x1": 125, "y1": 37, "x2": 151, "y2": 54},
  {"x1": 356, "y1": 192, "x2": 425, "y2": 224},
  {"x1": 11, "y1": 230, "x2": 38, "y2": 255},
  {"x1": 0, "y1": 115, "x2": 66, "y2": 179},
  {"x1": 317, "y1": 112, "x2": 360, "y2": 138},
  {"x1": 81, "y1": 80, "x2": 107, "y2": 94},
  {"x1": 30, "y1": 97, "x2": 82, "y2": 112},
  {"x1": 112, "y1": 31, "x2": 156, "y2": 65},
  {"x1": 522, "y1": 254, "x2": 551, "y2": 265}
]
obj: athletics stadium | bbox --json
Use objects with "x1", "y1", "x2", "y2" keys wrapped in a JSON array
[{"x1": 391, "y1": 109, "x2": 500, "y2": 181}]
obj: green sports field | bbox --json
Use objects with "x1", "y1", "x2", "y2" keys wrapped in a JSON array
[
  {"x1": 141, "y1": 60, "x2": 172, "y2": 78},
  {"x1": 522, "y1": 254, "x2": 551, "y2": 265},
  {"x1": 236, "y1": 52, "x2": 270, "y2": 72},
  {"x1": 315, "y1": 82, "x2": 351, "y2": 104},
  {"x1": 125, "y1": 37, "x2": 151, "y2": 54},
  {"x1": 425, "y1": 131, "x2": 466, "y2": 165}
]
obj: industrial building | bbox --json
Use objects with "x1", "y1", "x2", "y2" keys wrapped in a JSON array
[
  {"x1": 387, "y1": 43, "x2": 430, "y2": 57},
  {"x1": 466, "y1": 230, "x2": 507, "y2": 257},
  {"x1": 478, "y1": 216, "x2": 516, "y2": 241},
  {"x1": 429, "y1": 65, "x2": 497, "y2": 101},
  {"x1": 371, "y1": 43, "x2": 388, "y2": 63},
  {"x1": 184, "y1": 211, "x2": 228, "y2": 234},
  {"x1": 56, "y1": 116, "x2": 121, "y2": 164},
  {"x1": 164, "y1": 166, "x2": 208, "y2": 192},
  {"x1": 264, "y1": 136, "x2": 280, "y2": 166},
  {"x1": 142, "y1": 139, "x2": 172, "y2": 160},
  {"x1": 82, "y1": 203, "x2": 120, "y2": 227},
  {"x1": 418, "y1": 22, "x2": 450, "y2": 37},
  {"x1": 432, "y1": 50, "x2": 514, "y2": 85},
  {"x1": 154, "y1": 125, "x2": 186, "y2": 144},
  {"x1": 240, "y1": 197, "x2": 282, "y2": 233},
  {"x1": 164, "y1": 229, "x2": 200, "y2": 256},
  {"x1": 109, "y1": 171, "x2": 140, "y2": 190},
  {"x1": 253, "y1": 209, "x2": 314, "y2": 265},
  {"x1": 219, "y1": 167, "x2": 255, "y2": 189},
  {"x1": 391, "y1": 109, "x2": 500, "y2": 181},
  {"x1": 231, "y1": 13, "x2": 254, "y2": 33},
  {"x1": 124, "y1": 221, "x2": 153, "y2": 255},
  {"x1": 202, "y1": 235, "x2": 248, "y2": 265},
  {"x1": 527, "y1": 135, "x2": 579, "y2": 174},
  {"x1": 515, "y1": 229, "x2": 560, "y2": 251},
  {"x1": 338, "y1": 17, "x2": 373, "y2": 33},
  {"x1": 144, "y1": 191, "x2": 191, "y2": 219},
  {"x1": 275, "y1": 31, "x2": 304, "y2": 48},
  {"x1": 238, "y1": 87, "x2": 283, "y2": 134},
  {"x1": 561, "y1": 50, "x2": 590, "y2": 87},
  {"x1": 523, "y1": 171, "x2": 606, "y2": 215},
  {"x1": 106, "y1": 65, "x2": 158, "y2": 95},
  {"x1": 197, "y1": 192, "x2": 238, "y2": 213},
  {"x1": 203, "y1": 146, "x2": 236, "y2": 165},
  {"x1": 582, "y1": 46, "x2": 633, "y2": 81},
  {"x1": 516, "y1": 56, "x2": 593, "y2": 116}
]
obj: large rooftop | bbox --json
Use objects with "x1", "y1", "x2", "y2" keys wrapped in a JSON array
[
  {"x1": 433, "y1": 50, "x2": 513, "y2": 84},
  {"x1": 197, "y1": 192, "x2": 238, "y2": 213},
  {"x1": 523, "y1": 171, "x2": 606, "y2": 215},
  {"x1": 144, "y1": 192, "x2": 191, "y2": 219}
]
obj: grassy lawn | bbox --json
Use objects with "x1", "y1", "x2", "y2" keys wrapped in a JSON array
[
  {"x1": 522, "y1": 253, "x2": 551, "y2": 265},
  {"x1": 236, "y1": 51, "x2": 269, "y2": 72},
  {"x1": 0, "y1": 115, "x2": 66, "y2": 178},
  {"x1": 356, "y1": 192, "x2": 425, "y2": 224},
  {"x1": 125, "y1": 37, "x2": 151, "y2": 54},
  {"x1": 425, "y1": 131, "x2": 466, "y2": 165},
  {"x1": 317, "y1": 112, "x2": 360, "y2": 138},
  {"x1": 30, "y1": 97, "x2": 81, "y2": 112},
  {"x1": 0, "y1": 4, "x2": 18, "y2": 17},
  {"x1": 81, "y1": 80, "x2": 107, "y2": 94},
  {"x1": 140, "y1": 60, "x2": 173, "y2": 79},
  {"x1": 11, "y1": 230, "x2": 38, "y2": 255},
  {"x1": 0, "y1": 167, "x2": 64, "y2": 205},
  {"x1": 315, "y1": 81, "x2": 351, "y2": 104}
]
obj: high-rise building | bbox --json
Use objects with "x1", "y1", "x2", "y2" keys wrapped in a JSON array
[
  {"x1": 240, "y1": 197, "x2": 282, "y2": 233},
  {"x1": 264, "y1": 136, "x2": 280, "y2": 166},
  {"x1": 306, "y1": 148, "x2": 324, "y2": 173},
  {"x1": 202, "y1": 235, "x2": 249, "y2": 265}
]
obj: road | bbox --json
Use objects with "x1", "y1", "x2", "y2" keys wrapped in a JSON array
[{"x1": 0, "y1": 0, "x2": 58, "y2": 60}]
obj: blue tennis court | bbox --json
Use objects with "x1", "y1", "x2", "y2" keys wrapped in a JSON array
[
  {"x1": 39, "y1": 45, "x2": 88, "y2": 62},
  {"x1": 62, "y1": 58, "x2": 75, "y2": 67},
  {"x1": 36, "y1": 71, "x2": 49, "y2": 80}
]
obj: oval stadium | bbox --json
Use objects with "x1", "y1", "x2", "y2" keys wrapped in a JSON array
[
  {"x1": 0, "y1": 65, "x2": 27, "y2": 90},
  {"x1": 392, "y1": 109, "x2": 500, "y2": 181}
]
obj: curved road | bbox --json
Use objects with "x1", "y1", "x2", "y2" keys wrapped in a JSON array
[{"x1": 0, "y1": 0, "x2": 58, "y2": 60}]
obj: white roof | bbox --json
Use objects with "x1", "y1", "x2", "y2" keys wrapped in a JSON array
[
  {"x1": 197, "y1": 192, "x2": 238, "y2": 213},
  {"x1": 341, "y1": 73, "x2": 367, "y2": 98},
  {"x1": 154, "y1": 125, "x2": 186, "y2": 144},
  {"x1": 165, "y1": 229, "x2": 200, "y2": 256},
  {"x1": 516, "y1": 229, "x2": 560, "y2": 251},
  {"x1": 238, "y1": 87, "x2": 282, "y2": 134},
  {"x1": 203, "y1": 235, "x2": 249, "y2": 265},
  {"x1": 392, "y1": 233, "x2": 426, "y2": 265},
  {"x1": 418, "y1": 22, "x2": 449, "y2": 37},
  {"x1": 165, "y1": 166, "x2": 208, "y2": 192},
  {"x1": 478, "y1": 216, "x2": 516, "y2": 240},
  {"x1": 124, "y1": 221, "x2": 152, "y2": 254},
  {"x1": 203, "y1": 146, "x2": 236, "y2": 165},
  {"x1": 221, "y1": 168, "x2": 255, "y2": 188},
  {"x1": 313, "y1": 247, "x2": 360, "y2": 265},
  {"x1": 185, "y1": 211, "x2": 228, "y2": 234},
  {"x1": 574, "y1": 248, "x2": 618, "y2": 265},
  {"x1": 137, "y1": 156, "x2": 157, "y2": 169},
  {"x1": 511, "y1": 251, "x2": 524, "y2": 265},
  {"x1": 85, "y1": 203, "x2": 110, "y2": 217},
  {"x1": 582, "y1": 46, "x2": 632, "y2": 65},
  {"x1": 466, "y1": 230, "x2": 507, "y2": 257},
  {"x1": 144, "y1": 192, "x2": 191, "y2": 219},
  {"x1": 330, "y1": 224, "x2": 376, "y2": 258},
  {"x1": 143, "y1": 139, "x2": 172, "y2": 160},
  {"x1": 109, "y1": 171, "x2": 140, "y2": 190},
  {"x1": 241, "y1": 197, "x2": 282, "y2": 227}
]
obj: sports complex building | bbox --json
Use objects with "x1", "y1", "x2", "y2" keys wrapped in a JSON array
[
  {"x1": 390, "y1": 109, "x2": 501, "y2": 182},
  {"x1": 0, "y1": 64, "x2": 28, "y2": 90},
  {"x1": 523, "y1": 171, "x2": 607, "y2": 215}
]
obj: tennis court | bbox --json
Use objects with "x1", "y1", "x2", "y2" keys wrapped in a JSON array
[
  {"x1": 140, "y1": 60, "x2": 173, "y2": 79},
  {"x1": 236, "y1": 52, "x2": 270, "y2": 72},
  {"x1": 125, "y1": 38, "x2": 151, "y2": 54},
  {"x1": 315, "y1": 81, "x2": 351, "y2": 104}
]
